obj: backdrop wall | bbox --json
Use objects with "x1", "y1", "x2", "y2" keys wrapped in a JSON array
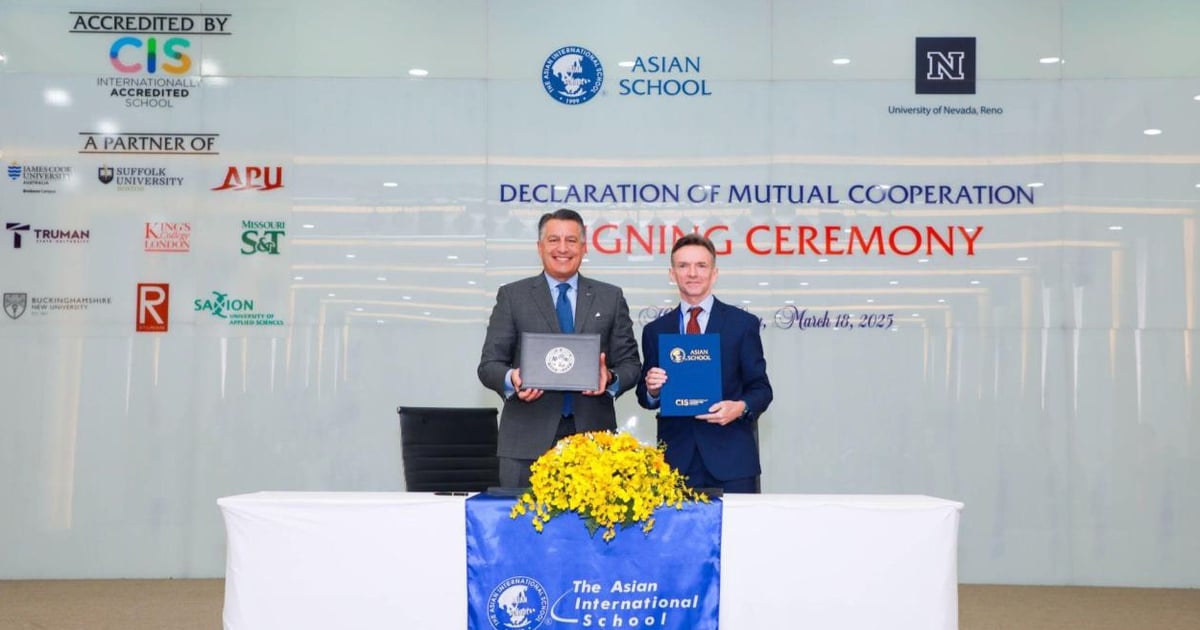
[{"x1": 1, "y1": 0, "x2": 1197, "y2": 585}]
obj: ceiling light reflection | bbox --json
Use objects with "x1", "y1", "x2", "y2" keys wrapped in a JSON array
[{"x1": 44, "y1": 89, "x2": 71, "y2": 106}]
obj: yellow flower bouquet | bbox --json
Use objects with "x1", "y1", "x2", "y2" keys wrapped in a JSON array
[{"x1": 510, "y1": 430, "x2": 708, "y2": 542}]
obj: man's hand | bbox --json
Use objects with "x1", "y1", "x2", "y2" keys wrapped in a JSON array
[
  {"x1": 696, "y1": 400, "x2": 746, "y2": 425},
  {"x1": 581, "y1": 352, "x2": 610, "y2": 396},
  {"x1": 511, "y1": 368, "x2": 544, "y2": 402},
  {"x1": 643, "y1": 367, "x2": 667, "y2": 397}
]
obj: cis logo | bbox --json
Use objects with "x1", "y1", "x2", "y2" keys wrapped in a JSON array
[
  {"x1": 212, "y1": 166, "x2": 284, "y2": 191},
  {"x1": 110, "y1": 37, "x2": 191, "y2": 74}
]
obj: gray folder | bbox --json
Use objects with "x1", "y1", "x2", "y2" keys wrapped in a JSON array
[{"x1": 519, "y1": 332, "x2": 601, "y2": 391}]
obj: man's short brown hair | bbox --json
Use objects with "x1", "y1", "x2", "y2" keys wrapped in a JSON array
[{"x1": 671, "y1": 232, "x2": 717, "y2": 262}]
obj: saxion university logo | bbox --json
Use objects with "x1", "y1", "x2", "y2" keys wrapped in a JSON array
[
  {"x1": 542, "y1": 46, "x2": 604, "y2": 105},
  {"x1": 488, "y1": 576, "x2": 549, "y2": 630}
]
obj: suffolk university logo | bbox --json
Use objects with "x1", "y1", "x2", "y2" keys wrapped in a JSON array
[
  {"x1": 542, "y1": 46, "x2": 604, "y2": 105},
  {"x1": 915, "y1": 37, "x2": 976, "y2": 94}
]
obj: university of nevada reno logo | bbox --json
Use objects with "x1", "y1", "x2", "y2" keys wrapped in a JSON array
[
  {"x1": 542, "y1": 46, "x2": 603, "y2": 105},
  {"x1": 915, "y1": 37, "x2": 976, "y2": 95},
  {"x1": 488, "y1": 576, "x2": 549, "y2": 630}
]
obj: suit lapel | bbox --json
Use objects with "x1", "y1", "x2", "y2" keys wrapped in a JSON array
[
  {"x1": 705, "y1": 298, "x2": 727, "y2": 335},
  {"x1": 528, "y1": 276, "x2": 561, "y2": 332},
  {"x1": 575, "y1": 276, "x2": 596, "y2": 333}
]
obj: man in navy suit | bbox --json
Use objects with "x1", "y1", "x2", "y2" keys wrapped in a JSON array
[{"x1": 637, "y1": 233, "x2": 773, "y2": 493}]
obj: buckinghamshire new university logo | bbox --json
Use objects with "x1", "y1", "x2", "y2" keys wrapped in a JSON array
[
  {"x1": 542, "y1": 46, "x2": 604, "y2": 105},
  {"x1": 488, "y1": 576, "x2": 549, "y2": 630},
  {"x1": 4, "y1": 293, "x2": 27, "y2": 320},
  {"x1": 915, "y1": 37, "x2": 976, "y2": 94}
]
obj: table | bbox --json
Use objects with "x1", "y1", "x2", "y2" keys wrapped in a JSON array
[{"x1": 218, "y1": 492, "x2": 963, "y2": 629}]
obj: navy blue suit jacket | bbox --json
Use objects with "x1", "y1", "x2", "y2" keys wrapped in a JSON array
[{"x1": 636, "y1": 297, "x2": 773, "y2": 481}]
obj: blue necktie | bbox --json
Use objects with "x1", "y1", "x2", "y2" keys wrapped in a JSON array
[{"x1": 556, "y1": 283, "x2": 574, "y2": 416}]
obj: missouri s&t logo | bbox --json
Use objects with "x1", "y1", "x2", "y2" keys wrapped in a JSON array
[
  {"x1": 915, "y1": 37, "x2": 976, "y2": 95},
  {"x1": 542, "y1": 46, "x2": 604, "y2": 105},
  {"x1": 241, "y1": 220, "x2": 285, "y2": 255},
  {"x1": 136, "y1": 283, "x2": 170, "y2": 332}
]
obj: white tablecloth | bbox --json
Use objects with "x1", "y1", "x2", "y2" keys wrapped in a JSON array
[{"x1": 218, "y1": 492, "x2": 963, "y2": 630}]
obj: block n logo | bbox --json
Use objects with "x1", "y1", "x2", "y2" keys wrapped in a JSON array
[{"x1": 915, "y1": 37, "x2": 976, "y2": 94}]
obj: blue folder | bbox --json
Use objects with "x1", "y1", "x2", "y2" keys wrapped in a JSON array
[{"x1": 659, "y1": 333, "x2": 722, "y2": 416}]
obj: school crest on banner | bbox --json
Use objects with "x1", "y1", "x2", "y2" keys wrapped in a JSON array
[{"x1": 466, "y1": 494, "x2": 721, "y2": 629}]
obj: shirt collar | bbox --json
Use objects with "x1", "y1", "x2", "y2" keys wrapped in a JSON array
[
  {"x1": 544, "y1": 273, "x2": 579, "y2": 293},
  {"x1": 679, "y1": 294, "x2": 715, "y2": 315}
]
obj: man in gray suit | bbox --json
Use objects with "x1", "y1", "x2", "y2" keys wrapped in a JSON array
[{"x1": 478, "y1": 208, "x2": 641, "y2": 488}]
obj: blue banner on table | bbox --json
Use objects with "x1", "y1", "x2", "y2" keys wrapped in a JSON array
[
  {"x1": 659, "y1": 333, "x2": 721, "y2": 417},
  {"x1": 466, "y1": 494, "x2": 721, "y2": 630}
]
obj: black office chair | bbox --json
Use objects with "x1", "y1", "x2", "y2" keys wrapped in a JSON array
[{"x1": 396, "y1": 406, "x2": 500, "y2": 492}]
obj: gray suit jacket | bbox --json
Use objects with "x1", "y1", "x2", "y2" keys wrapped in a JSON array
[{"x1": 478, "y1": 273, "x2": 641, "y2": 460}]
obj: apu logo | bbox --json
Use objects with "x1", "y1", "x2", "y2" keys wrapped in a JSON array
[
  {"x1": 487, "y1": 576, "x2": 549, "y2": 630},
  {"x1": 542, "y1": 46, "x2": 604, "y2": 105},
  {"x1": 6, "y1": 223, "x2": 30, "y2": 248},
  {"x1": 915, "y1": 37, "x2": 976, "y2": 94},
  {"x1": 212, "y1": 166, "x2": 283, "y2": 191},
  {"x1": 110, "y1": 37, "x2": 192, "y2": 74},
  {"x1": 136, "y1": 283, "x2": 169, "y2": 332}
]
